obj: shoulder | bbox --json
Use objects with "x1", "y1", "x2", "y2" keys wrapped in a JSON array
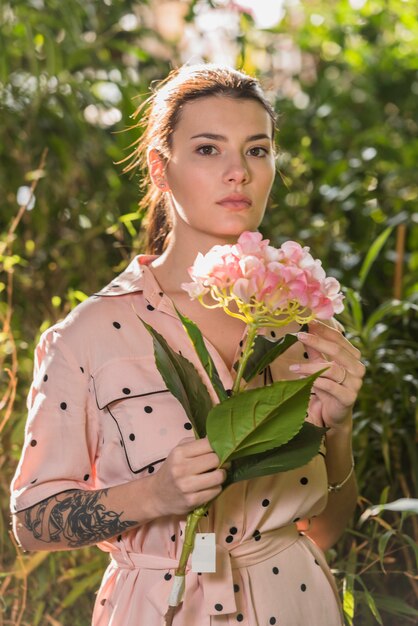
[{"x1": 36, "y1": 256, "x2": 151, "y2": 370}]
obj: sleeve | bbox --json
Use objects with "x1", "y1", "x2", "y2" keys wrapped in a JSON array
[{"x1": 10, "y1": 326, "x2": 99, "y2": 513}]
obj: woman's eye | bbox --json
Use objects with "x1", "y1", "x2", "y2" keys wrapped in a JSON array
[
  {"x1": 248, "y1": 146, "x2": 269, "y2": 157},
  {"x1": 196, "y1": 145, "x2": 218, "y2": 156}
]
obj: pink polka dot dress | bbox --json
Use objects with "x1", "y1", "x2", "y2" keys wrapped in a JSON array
[{"x1": 11, "y1": 256, "x2": 344, "y2": 626}]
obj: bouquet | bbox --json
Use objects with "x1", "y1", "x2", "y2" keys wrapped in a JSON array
[{"x1": 139, "y1": 231, "x2": 344, "y2": 624}]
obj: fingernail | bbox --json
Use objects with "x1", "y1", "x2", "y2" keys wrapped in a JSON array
[
  {"x1": 297, "y1": 332, "x2": 309, "y2": 340},
  {"x1": 289, "y1": 364, "x2": 300, "y2": 371}
]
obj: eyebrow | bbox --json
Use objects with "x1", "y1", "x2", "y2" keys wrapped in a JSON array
[{"x1": 190, "y1": 133, "x2": 272, "y2": 142}]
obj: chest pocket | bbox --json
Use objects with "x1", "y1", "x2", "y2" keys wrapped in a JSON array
[{"x1": 92, "y1": 357, "x2": 192, "y2": 474}]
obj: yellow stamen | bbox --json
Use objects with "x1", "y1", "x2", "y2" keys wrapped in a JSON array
[{"x1": 197, "y1": 285, "x2": 316, "y2": 329}]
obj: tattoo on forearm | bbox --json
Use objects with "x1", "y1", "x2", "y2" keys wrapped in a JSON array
[{"x1": 23, "y1": 489, "x2": 137, "y2": 547}]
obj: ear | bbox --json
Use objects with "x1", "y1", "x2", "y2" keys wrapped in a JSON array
[{"x1": 147, "y1": 148, "x2": 169, "y2": 191}]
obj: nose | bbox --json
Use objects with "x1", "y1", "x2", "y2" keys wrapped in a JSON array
[{"x1": 223, "y1": 155, "x2": 250, "y2": 185}]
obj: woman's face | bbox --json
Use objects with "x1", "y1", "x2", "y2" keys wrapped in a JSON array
[{"x1": 162, "y1": 95, "x2": 276, "y2": 242}]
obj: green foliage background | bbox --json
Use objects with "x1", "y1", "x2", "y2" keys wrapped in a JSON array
[{"x1": 1, "y1": 1, "x2": 417, "y2": 624}]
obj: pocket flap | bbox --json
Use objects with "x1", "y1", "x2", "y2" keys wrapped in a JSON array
[
  {"x1": 93, "y1": 357, "x2": 167, "y2": 409},
  {"x1": 92, "y1": 357, "x2": 193, "y2": 474}
]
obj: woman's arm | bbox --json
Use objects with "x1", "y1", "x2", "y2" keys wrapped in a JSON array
[
  {"x1": 13, "y1": 478, "x2": 154, "y2": 552},
  {"x1": 291, "y1": 321, "x2": 365, "y2": 550},
  {"x1": 13, "y1": 437, "x2": 226, "y2": 551},
  {"x1": 302, "y1": 422, "x2": 357, "y2": 551}
]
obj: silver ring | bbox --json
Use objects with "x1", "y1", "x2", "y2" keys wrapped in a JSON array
[{"x1": 336, "y1": 367, "x2": 347, "y2": 385}]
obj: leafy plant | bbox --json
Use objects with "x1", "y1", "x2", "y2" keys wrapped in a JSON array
[
  {"x1": 331, "y1": 228, "x2": 418, "y2": 625},
  {"x1": 1, "y1": 1, "x2": 417, "y2": 624}
]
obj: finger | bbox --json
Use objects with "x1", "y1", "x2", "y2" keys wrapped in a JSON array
[
  {"x1": 177, "y1": 436, "x2": 198, "y2": 447},
  {"x1": 186, "y1": 486, "x2": 224, "y2": 509},
  {"x1": 290, "y1": 361, "x2": 332, "y2": 377},
  {"x1": 306, "y1": 395, "x2": 325, "y2": 428},
  {"x1": 308, "y1": 320, "x2": 361, "y2": 359},
  {"x1": 291, "y1": 361, "x2": 364, "y2": 394},
  {"x1": 312, "y1": 377, "x2": 358, "y2": 407},
  {"x1": 187, "y1": 452, "x2": 223, "y2": 475},
  {"x1": 302, "y1": 343, "x2": 323, "y2": 362},
  {"x1": 290, "y1": 361, "x2": 344, "y2": 383},
  {"x1": 178, "y1": 437, "x2": 215, "y2": 457},
  {"x1": 297, "y1": 331, "x2": 364, "y2": 376},
  {"x1": 183, "y1": 467, "x2": 227, "y2": 493}
]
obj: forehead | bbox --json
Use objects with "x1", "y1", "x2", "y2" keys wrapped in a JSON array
[{"x1": 173, "y1": 96, "x2": 273, "y2": 139}]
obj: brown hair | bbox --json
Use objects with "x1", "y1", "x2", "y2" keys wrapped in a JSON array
[{"x1": 121, "y1": 63, "x2": 277, "y2": 255}]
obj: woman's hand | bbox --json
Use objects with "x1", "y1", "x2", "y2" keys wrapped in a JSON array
[
  {"x1": 290, "y1": 320, "x2": 365, "y2": 431},
  {"x1": 150, "y1": 437, "x2": 227, "y2": 517}
]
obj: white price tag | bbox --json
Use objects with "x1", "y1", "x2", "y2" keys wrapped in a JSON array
[{"x1": 191, "y1": 533, "x2": 216, "y2": 573}]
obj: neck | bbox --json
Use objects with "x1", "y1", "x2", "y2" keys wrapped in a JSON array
[{"x1": 150, "y1": 224, "x2": 238, "y2": 294}]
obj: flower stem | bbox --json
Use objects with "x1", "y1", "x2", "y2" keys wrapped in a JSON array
[
  {"x1": 232, "y1": 323, "x2": 258, "y2": 395},
  {"x1": 175, "y1": 505, "x2": 208, "y2": 576}
]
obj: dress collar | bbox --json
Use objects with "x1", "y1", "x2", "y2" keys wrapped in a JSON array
[
  {"x1": 93, "y1": 255, "x2": 277, "y2": 334},
  {"x1": 94, "y1": 255, "x2": 158, "y2": 297},
  {"x1": 94, "y1": 255, "x2": 281, "y2": 376},
  {"x1": 94, "y1": 254, "x2": 178, "y2": 315}
]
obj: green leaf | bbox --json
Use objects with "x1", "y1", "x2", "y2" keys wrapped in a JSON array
[
  {"x1": 372, "y1": 594, "x2": 418, "y2": 618},
  {"x1": 61, "y1": 571, "x2": 103, "y2": 608},
  {"x1": 400, "y1": 532, "x2": 418, "y2": 570},
  {"x1": 175, "y1": 307, "x2": 228, "y2": 402},
  {"x1": 224, "y1": 422, "x2": 327, "y2": 487},
  {"x1": 207, "y1": 371, "x2": 322, "y2": 464},
  {"x1": 343, "y1": 589, "x2": 355, "y2": 626},
  {"x1": 139, "y1": 318, "x2": 212, "y2": 438},
  {"x1": 358, "y1": 226, "x2": 393, "y2": 289},
  {"x1": 364, "y1": 299, "x2": 418, "y2": 336},
  {"x1": 234, "y1": 328, "x2": 305, "y2": 383},
  {"x1": 363, "y1": 589, "x2": 384, "y2": 625},
  {"x1": 354, "y1": 578, "x2": 384, "y2": 624},
  {"x1": 59, "y1": 555, "x2": 107, "y2": 580},
  {"x1": 118, "y1": 212, "x2": 142, "y2": 223},
  {"x1": 377, "y1": 530, "x2": 394, "y2": 571},
  {"x1": 341, "y1": 287, "x2": 363, "y2": 331},
  {"x1": 342, "y1": 546, "x2": 357, "y2": 625}
]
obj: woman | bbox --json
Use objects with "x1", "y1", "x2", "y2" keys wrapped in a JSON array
[{"x1": 11, "y1": 64, "x2": 365, "y2": 625}]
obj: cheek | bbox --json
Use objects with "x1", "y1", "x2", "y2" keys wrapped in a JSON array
[
  {"x1": 265, "y1": 173, "x2": 276, "y2": 198},
  {"x1": 167, "y1": 173, "x2": 209, "y2": 222},
  {"x1": 254, "y1": 179, "x2": 273, "y2": 205},
  {"x1": 264, "y1": 161, "x2": 276, "y2": 186},
  {"x1": 253, "y1": 160, "x2": 275, "y2": 188},
  {"x1": 167, "y1": 161, "x2": 209, "y2": 194}
]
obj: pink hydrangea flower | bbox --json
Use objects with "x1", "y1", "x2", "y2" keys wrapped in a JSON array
[{"x1": 181, "y1": 231, "x2": 344, "y2": 326}]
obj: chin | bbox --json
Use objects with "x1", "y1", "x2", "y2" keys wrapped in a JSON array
[
  {"x1": 215, "y1": 219, "x2": 262, "y2": 238},
  {"x1": 215, "y1": 213, "x2": 261, "y2": 237},
  {"x1": 189, "y1": 215, "x2": 263, "y2": 243}
]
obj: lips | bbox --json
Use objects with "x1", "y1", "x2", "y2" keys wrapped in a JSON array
[{"x1": 217, "y1": 194, "x2": 252, "y2": 210}]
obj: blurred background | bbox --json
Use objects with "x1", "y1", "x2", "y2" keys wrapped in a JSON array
[{"x1": 1, "y1": 1, "x2": 417, "y2": 624}]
